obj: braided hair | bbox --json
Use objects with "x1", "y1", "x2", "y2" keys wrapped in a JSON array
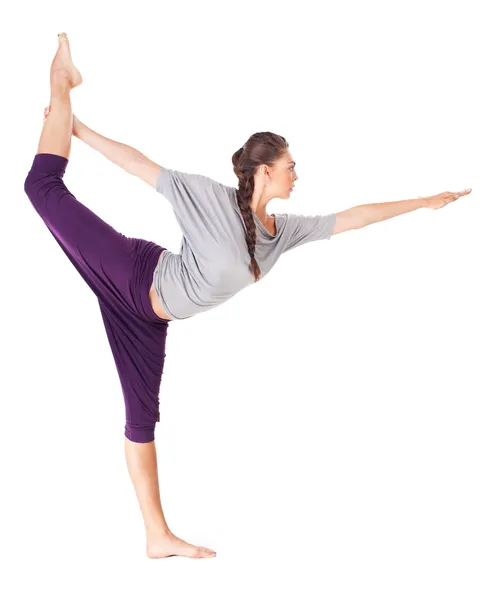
[{"x1": 231, "y1": 132, "x2": 289, "y2": 282}]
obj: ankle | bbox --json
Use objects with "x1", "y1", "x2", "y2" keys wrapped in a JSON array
[
  {"x1": 146, "y1": 523, "x2": 172, "y2": 540},
  {"x1": 51, "y1": 68, "x2": 73, "y2": 90}
]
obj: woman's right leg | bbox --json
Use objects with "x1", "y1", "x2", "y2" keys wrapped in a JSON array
[{"x1": 37, "y1": 33, "x2": 80, "y2": 159}]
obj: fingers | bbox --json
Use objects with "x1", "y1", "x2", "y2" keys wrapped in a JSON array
[{"x1": 454, "y1": 188, "x2": 472, "y2": 199}]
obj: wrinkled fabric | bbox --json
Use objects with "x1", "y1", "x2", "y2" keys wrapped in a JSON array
[
  {"x1": 24, "y1": 153, "x2": 170, "y2": 443},
  {"x1": 153, "y1": 166, "x2": 336, "y2": 320}
]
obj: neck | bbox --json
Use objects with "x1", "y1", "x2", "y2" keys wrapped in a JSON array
[{"x1": 250, "y1": 189, "x2": 272, "y2": 221}]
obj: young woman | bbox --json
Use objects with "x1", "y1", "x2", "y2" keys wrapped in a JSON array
[{"x1": 25, "y1": 33, "x2": 472, "y2": 560}]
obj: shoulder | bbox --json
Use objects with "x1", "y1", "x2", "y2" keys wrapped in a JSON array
[{"x1": 158, "y1": 166, "x2": 233, "y2": 193}]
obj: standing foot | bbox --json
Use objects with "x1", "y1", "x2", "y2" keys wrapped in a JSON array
[{"x1": 146, "y1": 530, "x2": 217, "y2": 559}]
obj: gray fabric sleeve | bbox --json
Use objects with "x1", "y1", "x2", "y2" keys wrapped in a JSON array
[
  {"x1": 282, "y1": 212, "x2": 337, "y2": 252},
  {"x1": 155, "y1": 166, "x2": 220, "y2": 215},
  {"x1": 156, "y1": 166, "x2": 213, "y2": 202},
  {"x1": 155, "y1": 166, "x2": 234, "y2": 238}
]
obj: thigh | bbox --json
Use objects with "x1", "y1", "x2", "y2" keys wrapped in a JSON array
[
  {"x1": 24, "y1": 152, "x2": 147, "y2": 311},
  {"x1": 24, "y1": 153, "x2": 135, "y2": 294}
]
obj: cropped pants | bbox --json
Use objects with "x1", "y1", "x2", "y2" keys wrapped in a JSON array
[{"x1": 24, "y1": 152, "x2": 170, "y2": 443}]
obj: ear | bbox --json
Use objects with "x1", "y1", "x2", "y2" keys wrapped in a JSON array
[{"x1": 261, "y1": 165, "x2": 271, "y2": 178}]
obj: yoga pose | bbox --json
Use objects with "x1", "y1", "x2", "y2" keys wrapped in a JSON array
[{"x1": 25, "y1": 33, "x2": 472, "y2": 560}]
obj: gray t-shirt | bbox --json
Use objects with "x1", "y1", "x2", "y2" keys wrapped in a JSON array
[{"x1": 152, "y1": 166, "x2": 336, "y2": 320}]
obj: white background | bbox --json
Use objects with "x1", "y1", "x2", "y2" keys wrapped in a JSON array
[{"x1": 1, "y1": 1, "x2": 484, "y2": 598}]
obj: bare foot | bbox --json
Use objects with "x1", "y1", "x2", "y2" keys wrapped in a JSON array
[
  {"x1": 146, "y1": 531, "x2": 217, "y2": 559},
  {"x1": 50, "y1": 32, "x2": 83, "y2": 88}
]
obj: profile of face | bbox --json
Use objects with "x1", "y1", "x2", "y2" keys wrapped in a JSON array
[{"x1": 263, "y1": 150, "x2": 298, "y2": 199}]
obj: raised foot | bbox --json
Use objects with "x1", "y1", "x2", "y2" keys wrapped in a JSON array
[
  {"x1": 51, "y1": 32, "x2": 83, "y2": 89},
  {"x1": 146, "y1": 531, "x2": 217, "y2": 559}
]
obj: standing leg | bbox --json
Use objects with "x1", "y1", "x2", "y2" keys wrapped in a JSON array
[{"x1": 25, "y1": 33, "x2": 216, "y2": 560}]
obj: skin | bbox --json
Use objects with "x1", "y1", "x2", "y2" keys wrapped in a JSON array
[
  {"x1": 37, "y1": 33, "x2": 215, "y2": 560},
  {"x1": 41, "y1": 112, "x2": 472, "y2": 230},
  {"x1": 250, "y1": 151, "x2": 299, "y2": 233},
  {"x1": 40, "y1": 34, "x2": 472, "y2": 560},
  {"x1": 245, "y1": 150, "x2": 472, "y2": 234}
]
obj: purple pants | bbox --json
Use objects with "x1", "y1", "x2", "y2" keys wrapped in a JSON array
[{"x1": 24, "y1": 153, "x2": 170, "y2": 443}]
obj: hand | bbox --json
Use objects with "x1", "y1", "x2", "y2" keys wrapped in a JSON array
[
  {"x1": 72, "y1": 114, "x2": 81, "y2": 137},
  {"x1": 420, "y1": 189, "x2": 472, "y2": 210},
  {"x1": 43, "y1": 105, "x2": 80, "y2": 136}
]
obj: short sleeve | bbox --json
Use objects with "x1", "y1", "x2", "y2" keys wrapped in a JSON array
[
  {"x1": 155, "y1": 166, "x2": 234, "y2": 238},
  {"x1": 282, "y1": 212, "x2": 336, "y2": 253},
  {"x1": 156, "y1": 166, "x2": 215, "y2": 212}
]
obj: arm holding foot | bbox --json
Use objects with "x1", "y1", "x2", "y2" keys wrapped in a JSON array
[{"x1": 73, "y1": 117, "x2": 161, "y2": 188}]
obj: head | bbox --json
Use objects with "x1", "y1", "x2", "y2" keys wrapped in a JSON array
[{"x1": 231, "y1": 132, "x2": 299, "y2": 282}]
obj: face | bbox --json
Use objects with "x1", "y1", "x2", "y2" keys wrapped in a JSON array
[{"x1": 265, "y1": 150, "x2": 298, "y2": 199}]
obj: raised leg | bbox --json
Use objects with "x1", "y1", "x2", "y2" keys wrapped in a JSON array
[
  {"x1": 38, "y1": 70, "x2": 72, "y2": 158},
  {"x1": 25, "y1": 33, "x2": 217, "y2": 560},
  {"x1": 37, "y1": 33, "x2": 81, "y2": 158}
]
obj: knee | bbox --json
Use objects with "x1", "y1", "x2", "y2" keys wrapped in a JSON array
[
  {"x1": 24, "y1": 166, "x2": 37, "y2": 195},
  {"x1": 24, "y1": 164, "x2": 67, "y2": 209},
  {"x1": 23, "y1": 170, "x2": 44, "y2": 208},
  {"x1": 24, "y1": 170, "x2": 48, "y2": 209},
  {"x1": 24, "y1": 154, "x2": 68, "y2": 197},
  {"x1": 24, "y1": 162, "x2": 46, "y2": 197},
  {"x1": 125, "y1": 422, "x2": 157, "y2": 443}
]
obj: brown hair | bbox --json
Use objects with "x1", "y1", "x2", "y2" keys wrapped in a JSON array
[{"x1": 231, "y1": 132, "x2": 289, "y2": 282}]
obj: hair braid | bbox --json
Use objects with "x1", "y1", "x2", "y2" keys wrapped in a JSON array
[
  {"x1": 231, "y1": 133, "x2": 288, "y2": 282},
  {"x1": 233, "y1": 149, "x2": 261, "y2": 281}
]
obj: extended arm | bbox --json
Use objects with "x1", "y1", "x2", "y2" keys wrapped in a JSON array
[
  {"x1": 333, "y1": 197, "x2": 428, "y2": 235},
  {"x1": 73, "y1": 117, "x2": 161, "y2": 188}
]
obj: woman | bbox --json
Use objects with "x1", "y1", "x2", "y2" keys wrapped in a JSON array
[{"x1": 25, "y1": 33, "x2": 472, "y2": 560}]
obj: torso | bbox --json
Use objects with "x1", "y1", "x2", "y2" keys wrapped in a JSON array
[
  {"x1": 149, "y1": 282, "x2": 173, "y2": 320},
  {"x1": 149, "y1": 251, "x2": 173, "y2": 321},
  {"x1": 149, "y1": 215, "x2": 276, "y2": 321}
]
